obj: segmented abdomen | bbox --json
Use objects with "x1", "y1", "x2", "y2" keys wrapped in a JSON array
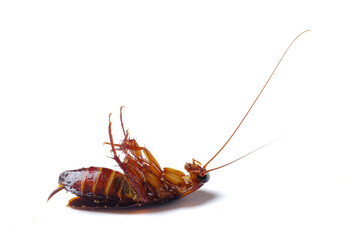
[{"x1": 59, "y1": 167, "x2": 137, "y2": 202}]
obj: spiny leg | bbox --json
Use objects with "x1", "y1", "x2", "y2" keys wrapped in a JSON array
[
  {"x1": 105, "y1": 112, "x2": 162, "y2": 170},
  {"x1": 120, "y1": 106, "x2": 127, "y2": 138},
  {"x1": 108, "y1": 113, "x2": 148, "y2": 202},
  {"x1": 108, "y1": 113, "x2": 124, "y2": 168},
  {"x1": 117, "y1": 139, "x2": 162, "y2": 170}
]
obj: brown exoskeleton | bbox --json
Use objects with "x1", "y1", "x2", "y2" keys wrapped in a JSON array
[{"x1": 48, "y1": 30, "x2": 309, "y2": 208}]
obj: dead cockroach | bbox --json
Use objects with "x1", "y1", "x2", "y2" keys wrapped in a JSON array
[{"x1": 48, "y1": 30, "x2": 309, "y2": 208}]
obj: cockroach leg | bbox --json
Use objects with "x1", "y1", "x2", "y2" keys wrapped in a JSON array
[{"x1": 119, "y1": 106, "x2": 127, "y2": 137}]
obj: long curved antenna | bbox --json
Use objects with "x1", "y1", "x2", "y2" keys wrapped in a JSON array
[
  {"x1": 203, "y1": 30, "x2": 310, "y2": 169},
  {"x1": 204, "y1": 136, "x2": 281, "y2": 173}
]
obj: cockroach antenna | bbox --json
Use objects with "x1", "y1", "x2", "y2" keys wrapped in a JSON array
[{"x1": 203, "y1": 30, "x2": 310, "y2": 170}]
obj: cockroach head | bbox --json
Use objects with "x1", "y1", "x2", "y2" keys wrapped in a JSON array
[{"x1": 184, "y1": 159, "x2": 210, "y2": 183}]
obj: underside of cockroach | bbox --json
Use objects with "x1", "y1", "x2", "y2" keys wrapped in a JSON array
[{"x1": 48, "y1": 107, "x2": 210, "y2": 208}]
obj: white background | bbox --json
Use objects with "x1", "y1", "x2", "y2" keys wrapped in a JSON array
[{"x1": 1, "y1": 1, "x2": 360, "y2": 239}]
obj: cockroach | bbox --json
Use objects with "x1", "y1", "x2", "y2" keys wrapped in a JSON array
[{"x1": 48, "y1": 30, "x2": 309, "y2": 208}]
